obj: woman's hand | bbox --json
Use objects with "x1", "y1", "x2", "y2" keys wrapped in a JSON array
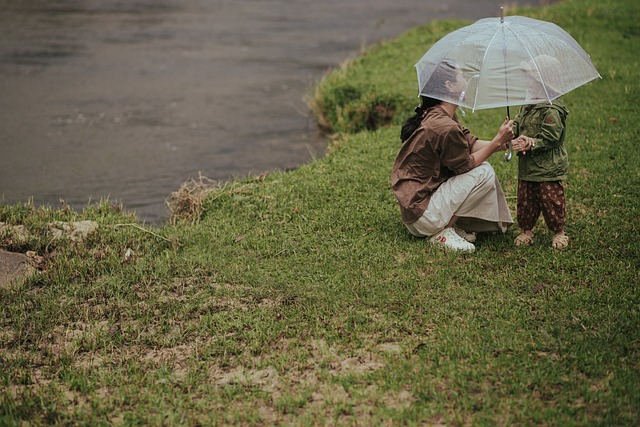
[
  {"x1": 471, "y1": 118, "x2": 514, "y2": 167},
  {"x1": 495, "y1": 117, "x2": 514, "y2": 146}
]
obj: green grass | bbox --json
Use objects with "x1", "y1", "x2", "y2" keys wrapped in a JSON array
[{"x1": 1, "y1": 0, "x2": 639, "y2": 424}]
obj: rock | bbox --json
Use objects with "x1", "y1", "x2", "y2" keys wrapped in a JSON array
[
  {"x1": 0, "y1": 222, "x2": 31, "y2": 245},
  {"x1": 0, "y1": 250, "x2": 36, "y2": 289},
  {"x1": 0, "y1": 220, "x2": 99, "y2": 289},
  {"x1": 49, "y1": 220, "x2": 99, "y2": 241},
  {"x1": 1, "y1": 220, "x2": 99, "y2": 243}
]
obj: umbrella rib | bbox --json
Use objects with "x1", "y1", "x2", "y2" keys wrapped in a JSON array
[{"x1": 473, "y1": 23, "x2": 503, "y2": 112}]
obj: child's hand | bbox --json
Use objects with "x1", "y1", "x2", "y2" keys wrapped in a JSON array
[
  {"x1": 511, "y1": 136, "x2": 526, "y2": 151},
  {"x1": 512, "y1": 136, "x2": 534, "y2": 154}
]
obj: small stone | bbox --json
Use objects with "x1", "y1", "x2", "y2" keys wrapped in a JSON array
[{"x1": 0, "y1": 250, "x2": 36, "y2": 289}]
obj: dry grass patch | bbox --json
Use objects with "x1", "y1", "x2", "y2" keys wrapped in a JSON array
[{"x1": 165, "y1": 174, "x2": 221, "y2": 224}]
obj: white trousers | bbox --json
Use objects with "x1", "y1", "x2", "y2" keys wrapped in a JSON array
[{"x1": 405, "y1": 162, "x2": 513, "y2": 238}]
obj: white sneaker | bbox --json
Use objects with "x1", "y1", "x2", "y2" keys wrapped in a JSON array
[
  {"x1": 454, "y1": 227, "x2": 477, "y2": 243},
  {"x1": 430, "y1": 227, "x2": 476, "y2": 253}
]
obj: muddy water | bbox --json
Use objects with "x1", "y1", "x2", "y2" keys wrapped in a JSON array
[{"x1": 0, "y1": 0, "x2": 545, "y2": 224}]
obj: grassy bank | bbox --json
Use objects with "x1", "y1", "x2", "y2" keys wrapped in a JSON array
[{"x1": 2, "y1": 0, "x2": 639, "y2": 424}]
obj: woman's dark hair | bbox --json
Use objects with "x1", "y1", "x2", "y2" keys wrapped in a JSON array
[
  {"x1": 400, "y1": 96, "x2": 441, "y2": 142},
  {"x1": 400, "y1": 61, "x2": 459, "y2": 142}
]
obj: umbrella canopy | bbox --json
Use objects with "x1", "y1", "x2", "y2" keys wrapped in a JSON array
[{"x1": 415, "y1": 14, "x2": 601, "y2": 111}]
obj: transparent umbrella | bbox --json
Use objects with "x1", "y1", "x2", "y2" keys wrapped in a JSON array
[{"x1": 415, "y1": 10, "x2": 601, "y2": 112}]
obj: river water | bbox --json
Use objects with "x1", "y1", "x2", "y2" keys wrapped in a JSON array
[{"x1": 0, "y1": 0, "x2": 546, "y2": 224}]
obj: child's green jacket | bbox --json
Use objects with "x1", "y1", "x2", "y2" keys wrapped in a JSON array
[{"x1": 513, "y1": 98, "x2": 569, "y2": 182}]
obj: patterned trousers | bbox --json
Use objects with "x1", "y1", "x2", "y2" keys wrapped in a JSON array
[{"x1": 516, "y1": 180, "x2": 566, "y2": 233}]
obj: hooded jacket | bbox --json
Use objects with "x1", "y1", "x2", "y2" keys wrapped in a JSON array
[{"x1": 514, "y1": 99, "x2": 569, "y2": 182}]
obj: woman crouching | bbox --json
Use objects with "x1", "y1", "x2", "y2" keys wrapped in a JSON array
[{"x1": 391, "y1": 61, "x2": 514, "y2": 252}]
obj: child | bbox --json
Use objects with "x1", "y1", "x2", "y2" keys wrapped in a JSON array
[{"x1": 512, "y1": 56, "x2": 570, "y2": 249}]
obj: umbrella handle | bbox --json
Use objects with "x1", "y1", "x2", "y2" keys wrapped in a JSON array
[
  {"x1": 504, "y1": 105, "x2": 513, "y2": 162},
  {"x1": 504, "y1": 140, "x2": 513, "y2": 162}
]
